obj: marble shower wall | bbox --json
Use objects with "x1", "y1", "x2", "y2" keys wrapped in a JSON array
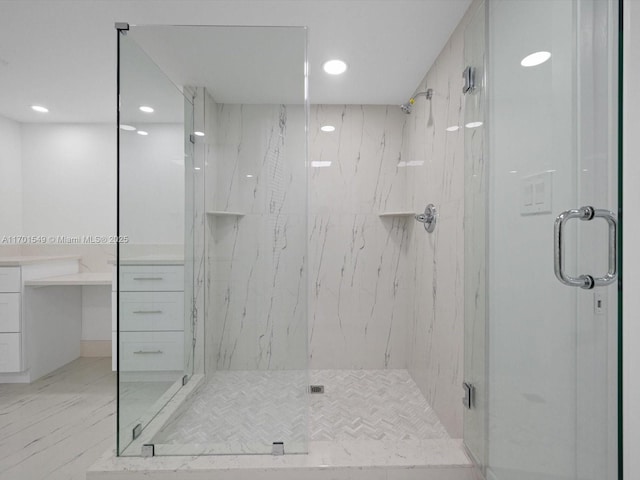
[
  {"x1": 205, "y1": 101, "x2": 307, "y2": 372},
  {"x1": 188, "y1": 87, "x2": 208, "y2": 376},
  {"x1": 200, "y1": 3, "x2": 473, "y2": 439},
  {"x1": 403, "y1": 6, "x2": 477, "y2": 438},
  {"x1": 308, "y1": 105, "x2": 412, "y2": 369},
  {"x1": 307, "y1": 6, "x2": 473, "y2": 436}
]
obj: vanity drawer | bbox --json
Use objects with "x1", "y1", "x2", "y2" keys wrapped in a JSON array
[
  {"x1": 119, "y1": 331, "x2": 184, "y2": 372},
  {"x1": 112, "y1": 292, "x2": 117, "y2": 331},
  {"x1": 112, "y1": 331, "x2": 117, "y2": 371},
  {"x1": 0, "y1": 268, "x2": 21, "y2": 293},
  {"x1": 0, "y1": 333, "x2": 21, "y2": 372},
  {"x1": 119, "y1": 266, "x2": 184, "y2": 292},
  {"x1": 0, "y1": 293, "x2": 20, "y2": 332},
  {"x1": 119, "y1": 292, "x2": 184, "y2": 331}
]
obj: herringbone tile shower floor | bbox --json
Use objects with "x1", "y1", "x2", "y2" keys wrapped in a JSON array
[{"x1": 152, "y1": 369, "x2": 449, "y2": 449}]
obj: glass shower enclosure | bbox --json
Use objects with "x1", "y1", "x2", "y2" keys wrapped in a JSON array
[
  {"x1": 463, "y1": 1, "x2": 620, "y2": 479},
  {"x1": 116, "y1": 24, "x2": 308, "y2": 457}
]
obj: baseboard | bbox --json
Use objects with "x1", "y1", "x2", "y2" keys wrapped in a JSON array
[{"x1": 81, "y1": 340, "x2": 112, "y2": 357}]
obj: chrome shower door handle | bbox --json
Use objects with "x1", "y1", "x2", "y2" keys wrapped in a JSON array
[
  {"x1": 591, "y1": 208, "x2": 617, "y2": 287},
  {"x1": 554, "y1": 206, "x2": 617, "y2": 289}
]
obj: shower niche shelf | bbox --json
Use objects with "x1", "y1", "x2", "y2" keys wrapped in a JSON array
[
  {"x1": 378, "y1": 211, "x2": 415, "y2": 217},
  {"x1": 206, "y1": 211, "x2": 246, "y2": 217}
]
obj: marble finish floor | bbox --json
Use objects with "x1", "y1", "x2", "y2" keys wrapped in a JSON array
[
  {"x1": 0, "y1": 359, "x2": 470, "y2": 480},
  {"x1": 152, "y1": 369, "x2": 449, "y2": 453},
  {"x1": 0, "y1": 357, "x2": 115, "y2": 480},
  {"x1": 89, "y1": 370, "x2": 471, "y2": 479}
]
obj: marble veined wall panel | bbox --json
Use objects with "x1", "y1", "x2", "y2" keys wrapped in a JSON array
[
  {"x1": 404, "y1": 8, "x2": 472, "y2": 438},
  {"x1": 206, "y1": 104, "x2": 307, "y2": 371},
  {"x1": 308, "y1": 105, "x2": 412, "y2": 369}
]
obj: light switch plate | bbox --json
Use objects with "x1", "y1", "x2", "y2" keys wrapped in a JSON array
[{"x1": 521, "y1": 171, "x2": 553, "y2": 215}]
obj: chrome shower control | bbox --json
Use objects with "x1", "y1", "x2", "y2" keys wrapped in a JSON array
[{"x1": 415, "y1": 204, "x2": 437, "y2": 233}]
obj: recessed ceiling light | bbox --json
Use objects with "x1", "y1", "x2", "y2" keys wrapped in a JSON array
[
  {"x1": 137, "y1": 130, "x2": 149, "y2": 136},
  {"x1": 465, "y1": 121, "x2": 483, "y2": 129},
  {"x1": 320, "y1": 125, "x2": 335, "y2": 132},
  {"x1": 194, "y1": 167, "x2": 201, "y2": 171},
  {"x1": 139, "y1": 106, "x2": 154, "y2": 113},
  {"x1": 31, "y1": 105, "x2": 48, "y2": 113},
  {"x1": 311, "y1": 161, "x2": 332, "y2": 168},
  {"x1": 120, "y1": 124, "x2": 136, "y2": 131},
  {"x1": 194, "y1": 131, "x2": 205, "y2": 137},
  {"x1": 445, "y1": 126, "x2": 460, "y2": 132},
  {"x1": 323, "y1": 59, "x2": 348, "y2": 75},
  {"x1": 246, "y1": 174, "x2": 254, "y2": 178},
  {"x1": 520, "y1": 51, "x2": 551, "y2": 67}
]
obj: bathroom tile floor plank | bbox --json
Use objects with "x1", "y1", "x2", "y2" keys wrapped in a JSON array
[{"x1": 0, "y1": 357, "x2": 116, "y2": 480}]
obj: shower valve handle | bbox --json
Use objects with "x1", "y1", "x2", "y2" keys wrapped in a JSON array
[{"x1": 415, "y1": 204, "x2": 437, "y2": 233}]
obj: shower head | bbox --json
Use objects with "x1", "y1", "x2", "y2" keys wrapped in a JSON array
[
  {"x1": 399, "y1": 88, "x2": 433, "y2": 114},
  {"x1": 400, "y1": 103, "x2": 413, "y2": 114}
]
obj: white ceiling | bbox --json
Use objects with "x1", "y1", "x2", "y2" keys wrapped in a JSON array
[
  {"x1": 0, "y1": 0, "x2": 471, "y2": 123},
  {"x1": 129, "y1": 26, "x2": 306, "y2": 106}
]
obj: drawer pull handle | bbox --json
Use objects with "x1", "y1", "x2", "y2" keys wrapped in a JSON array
[
  {"x1": 132, "y1": 277, "x2": 163, "y2": 281},
  {"x1": 133, "y1": 350, "x2": 163, "y2": 355},
  {"x1": 132, "y1": 310, "x2": 163, "y2": 314}
]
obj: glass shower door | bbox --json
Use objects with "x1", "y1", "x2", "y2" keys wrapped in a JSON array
[
  {"x1": 116, "y1": 24, "x2": 309, "y2": 457},
  {"x1": 117, "y1": 28, "x2": 196, "y2": 456},
  {"x1": 464, "y1": 1, "x2": 619, "y2": 479}
]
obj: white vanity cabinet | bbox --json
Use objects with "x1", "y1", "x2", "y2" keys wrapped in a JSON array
[
  {"x1": 0, "y1": 270, "x2": 21, "y2": 372},
  {"x1": 0, "y1": 256, "x2": 80, "y2": 382},
  {"x1": 112, "y1": 261, "x2": 185, "y2": 373}
]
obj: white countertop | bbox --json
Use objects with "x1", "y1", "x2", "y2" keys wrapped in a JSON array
[
  {"x1": 25, "y1": 272, "x2": 112, "y2": 286},
  {"x1": 109, "y1": 255, "x2": 185, "y2": 266},
  {"x1": 0, "y1": 255, "x2": 81, "y2": 266}
]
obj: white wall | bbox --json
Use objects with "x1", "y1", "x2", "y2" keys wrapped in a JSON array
[
  {"x1": 21, "y1": 124, "x2": 116, "y2": 238},
  {"x1": 81, "y1": 286, "x2": 112, "y2": 341},
  {"x1": 624, "y1": 2, "x2": 640, "y2": 479},
  {"x1": 13, "y1": 122, "x2": 184, "y2": 345},
  {"x1": 20, "y1": 122, "x2": 184, "y2": 245},
  {"x1": 119, "y1": 123, "x2": 184, "y2": 246},
  {"x1": 0, "y1": 115, "x2": 23, "y2": 238}
]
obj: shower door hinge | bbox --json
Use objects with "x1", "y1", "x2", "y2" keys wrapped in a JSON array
[
  {"x1": 115, "y1": 22, "x2": 129, "y2": 32},
  {"x1": 182, "y1": 374, "x2": 189, "y2": 386},
  {"x1": 462, "y1": 382, "x2": 475, "y2": 409},
  {"x1": 462, "y1": 66, "x2": 476, "y2": 94},
  {"x1": 141, "y1": 444, "x2": 155, "y2": 457},
  {"x1": 132, "y1": 423, "x2": 142, "y2": 440},
  {"x1": 189, "y1": 133, "x2": 196, "y2": 144}
]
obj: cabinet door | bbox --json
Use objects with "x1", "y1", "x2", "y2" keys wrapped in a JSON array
[
  {"x1": 0, "y1": 333, "x2": 21, "y2": 372},
  {"x1": 0, "y1": 268, "x2": 20, "y2": 293},
  {"x1": 0, "y1": 293, "x2": 20, "y2": 332}
]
